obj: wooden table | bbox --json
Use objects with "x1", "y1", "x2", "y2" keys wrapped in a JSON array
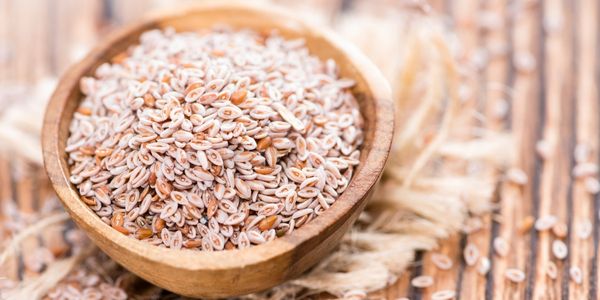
[{"x1": 1, "y1": 0, "x2": 599, "y2": 299}]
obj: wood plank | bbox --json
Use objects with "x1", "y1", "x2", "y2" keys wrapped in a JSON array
[
  {"x1": 531, "y1": 0, "x2": 576, "y2": 299},
  {"x1": 0, "y1": 155, "x2": 18, "y2": 281},
  {"x1": 570, "y1": 0, "x2": 599, "y2": 298},
  {"x1": 492, "y1": 0, "x2": 543, "y2": 299},
  {"x1": 421, "y1": 0, "x2": 481, "y2": 298},
  {"x1": 13, "y1": 159, "x2": 40, "y2": 280},
  {"x1": 458, "y1": 0, "x2": 511, "y2": 297}
]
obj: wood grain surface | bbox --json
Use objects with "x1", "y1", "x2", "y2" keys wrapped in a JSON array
[{"x1": 1, "y1": 0, "x2": 599, "y2": 299}]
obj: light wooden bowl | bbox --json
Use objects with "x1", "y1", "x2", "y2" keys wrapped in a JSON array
[{"x1": 42, "y1": 1, "x2": 393, "y2": 298}]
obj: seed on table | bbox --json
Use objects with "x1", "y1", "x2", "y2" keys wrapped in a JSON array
[
  {"x1": 535, "y1": 215, "x2": 557, "y2": 231},
  {"x1": 584, "y1": 177, "x2": 600, "y2": 194},
  {"x1": 535, "y1": 139, "x2": 552, "y2": 159},
  {"x1": 574, "y1": 143, "x2": 591, "y2": 163},
  {"x1": 464, "y1": 243, "x2": 480, "y2": 266},
  {"x1": 478, "y1": 257, "x2": 491, "y2": 275},
  {"x1": 505, "y1": 268, "x2": 526, "y2": 283},
  {"x1": 551, "y1": 222, "x2": 568, "y2": 239},
  {"x1": 570, "y1": 266, "x2": 582, "y2": 284},
  {"x1": 506, "y1": 168, "x2": 528, "y2": 185},
  {"x1": 518, "y1": 215, "x2": 535, "y2": 234},
  {"x1": 411, "y1": 275, "x2": 434, "y2": 288},
  {"x1": 552, "y1": 240, "x2": 568, "y2": 260},
  {"x1": 546, "y1": 261, "x2": 557, "y2": 280},
  {"x1": 513, "y1": 52, "x2": 536, "y2": 73},
  {"x1": 572, "y1": 162, "x2": 598, "y2": 178},
  {"x1": 576, "y1": 220, "x2": 592, "y2": 239},
  {"x1": 431, "y1": 253, "x2": 453, "y2": 270},
  {"x1": 493, "y1": 237, "x2": 509, "y2": 257},
  {"x1": 431, "y1": 290, "x2": 456, "y2": 300}
]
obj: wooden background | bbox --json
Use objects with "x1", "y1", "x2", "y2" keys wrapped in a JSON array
[{"x1": 0, "y1": 0, "x2": 599, "y2": 299}]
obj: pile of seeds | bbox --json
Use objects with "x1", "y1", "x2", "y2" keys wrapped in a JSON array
[{"x1": 65, "y1": 27, "x2": 364, "y2": 250}]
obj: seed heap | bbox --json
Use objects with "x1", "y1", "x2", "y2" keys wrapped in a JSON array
[{"x1": 65, "y1": 28, "x2": 364, "y2": 251}]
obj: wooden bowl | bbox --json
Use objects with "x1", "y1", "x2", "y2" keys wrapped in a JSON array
[{"x1": 42, "y1": 1, "x2": 393, "y2": 298}]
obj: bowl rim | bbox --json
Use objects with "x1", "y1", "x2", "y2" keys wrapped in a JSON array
[{"x1": 42, "y1": 1, "x2": 394, "y2": 272}]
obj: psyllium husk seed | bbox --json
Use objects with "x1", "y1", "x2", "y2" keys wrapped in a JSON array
[{"x1": 66, "y1": 27, "x2": 364, "y2": 251}]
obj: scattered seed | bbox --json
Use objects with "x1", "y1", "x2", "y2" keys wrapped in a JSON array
[
  {"x1": 574, "y1": 143, "x2": 590, "y2": 163},
  {"x1": 506, "y1": 168, "x2": 528, "y2": 185},
  {"x1": 513, "y1": 52, "x2": 536, "y2": 73},
  {"x1": 431, "y1": 290, "x2": 456, "y2": 300},
  {"x1": 569, "y1": 266, "x2": 582, "y2": 284},
  {"x1": 505, "y1": 268, "x2": 526, "y2": 283},
  {"x1": 551, "y1": 222, "x2": 568, "y2": 239},
  {"x1": 411, "y1": 275, "x2": 434, "y2": 288},
  {"x1": 493, "y1": 237, "x2": 509, "y2": 257},
  {"x1": 546, "y1": 261, "x2": 557, "y2": 280},
  {"x1": 576, "y1": 220, "x2": 592, "y2": 239},
  {"x1": 535, "y1": 215, "x2": 558, "y2": 231},
  {"x1": 535, "y1": 140, "x2": 552, "y2": 159},
  {"x1": 518, "y1": 215, "x2": 535, "y2": 233},
  {"x1": 584, "y1": 177, "x2": 600, "y2": 194},
  {"x1": 478, "y1": 257, "x2": 491, "y2": 275},
  {"x1": 431, "y1": 253, "x2": 453, "y2": 270},
  {"x1": 552, "y1": 240, "x2": 568, "y2": 260},
  {"x1": 464, "y1": 243, "x2": 480, "y2": 266},
  {"x1": 572, "y1": 162, "x2": 598, "y2": 178}
]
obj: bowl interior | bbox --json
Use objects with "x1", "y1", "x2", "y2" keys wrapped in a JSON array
[{"x1": 43, "y1": 1, "x2": 392, "y2": 296}]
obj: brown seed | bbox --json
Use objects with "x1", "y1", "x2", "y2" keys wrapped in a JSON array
[
  {"x1": 113, "y1": 225, "x2": 130, "y2": 235},
  {"x1": 224, "y1": 241, "x2": 235, "y2": 250},
  {"x1": 551, "y1": 222, "x2": 568, "y2": 238},
  {"x1": 183, "y1": 239, "x2": 202, "y2": 249},
  {"x1": 231, "y1": 88, "x2": 247, "y2": 105},
  {"x1": 81, "y1": 196, "x2": 96, "y2": 206},
  {"x1": 258, "y1": 215, "x2": 278, "y2": 231},
  {"x1": 155, "y1": 218, "x2": 165, "y2": 232},
  {"x1": 76, "y1": 107, "x2": 92, "y2": 116},
  {"x1": 143, "y1": 93, "x2": 155, "y2": 106},
  {"x1": 184, "y1": 82, "x2": 204, "y2": 95},
  {"x1": 211, "y1": 49, "x2": 225, "y2": 57},
  {"x1": 254, "y1": 166, "x2": 274, "y2": 175},
  {"x1": 256, "y1": 136, "x2": 272, "y2": 151},
  {"x1": 94, "y1": 148, "x2": 113, "y2": 158},
  {"x1": 207, "y1": 197, "x2": 218, "y2": 218},
  {"x1": 148, "y1": 171, "x2": 157, "y2": 185},
  {"x1": 111, "y1": 52, "x2": 128, "y2": 64},
  {"x1": 135, "y1": 228, "x2": 153, "y2": 240},
  {"x1": 161, "y1": 75, "x2": 171, "y2": 84},
  {"x1": 111, "y1": 212, "x2": 125, "y2": 228},
  {"x1": 518, "y1": 216, "x2": 535, "y2": 234},
  {"x1": 276, "y1": 228, "x2": 287, "y2": 237},
  {"x1": 79, "y1": 146, "x2": 96, "y2": 155}
]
